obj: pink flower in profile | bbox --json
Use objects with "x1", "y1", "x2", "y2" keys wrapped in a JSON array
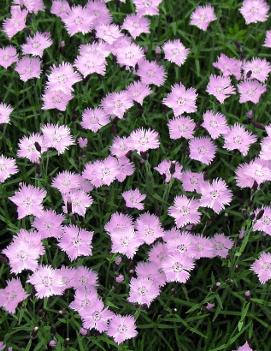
[
  {"x1": 190, "y1": 4, "x2": 216, "y2": 31},
  {"x1": 234, "y1": 342, "x2": 254, "y2": 351},
  {"x1": 63, "y1": 190, "x2": 93, "y2": 216},
  {"x1": 202, "y1": 110, "x2": 228, "y2": 139},
  {"x1": 213, "y1": 54, "x2": 242, "y2": 80},
  {"x1": 122, "y1": 189, "x2": 146, "y2": 210},
  {"x1": 129, "y1": 128, "x2": 160, "y2": 153},
  {"x1": 15, "y1": 56, "x2": 41, "y2": 82},
  {"x1": 3, "y1": 229, "x2": 44, "y2": 274},
  {"x1": 253, "y1": 207, "x2": 271, "y2": 235},
  {"x1": 42, "y1": 88, "x2": 73, "y2": 111},
  {"x1": 223, "y1": 124, "x2": 257, "y2": 156},
  {"x1": 83, "y1": 156, "x2": 119, "y2": 188},
  {"x1": 58, "y1": 225, "x2": 93, "y2": 261},
  {"x1": 238, "y1": 80, "x2": 267, "y2": 103},
  {"x1": 154, "y1": 160, "x2": 182, "y2": 182},
  {"x1": 163, "y1": 83, "x2": 197, "y2": 116},
  {"x1": 168, "y1": 116, "x2": 195, "y2": 140},
  {"x1": 189, "y1": 137, "x2": 216, "y2": 165},
  {"x1": 82, "y1": 298, "x2": 112, "y2": 332},
  {"x1": 126, "y1": 81, "x2": 152, "y2": 105},
  {"x1": 0, "y1": 155, "x2": 18, "y2": 183},
  {"x1": 135, "y1": 212, "x2": 164, "y2": 244},
  {"x1": 81, "y1": 107, "x2": 109, "y2": 132},
  {"x1": 28, "y1": 265, "x2": 65, "y2": 298},
  {"x1": 101, "y1": 91, "x2": 133, "y2": 119},
  {"x1": 0, "y1": 103, "x2": 13, "y2": 124},
  {"x1": 264, "y1": 30, "x2": 271, "y2": 47},
  {"x1": 78, "y1": 137, "x2": 88, "y2": 148},
  {"x1": 51, "y1": 0, "x2": 71, "y2": 19},
  {"x1": 0, "y1": 46, "x2": 18, "y2": 69},
  {"x1": 22, "y1": 32, "x2": 52, "y2": 57},
  {"x1": 128, "y1": 277, "x2": 160, "y2": 307},
  {"x1": 0, "y1": 279, "x2": 28, "y2": 314},
  {"x1": 9, "y1": 184, "x2": 46, "y2": 219},
  {"x1": 199, "y1": 179, "x2": 233, "y2": 214},
  {"x1": 163, "y1": 39, "x2": 190, "y2": 66},
  {"x1": 96, "y1": 24, "x2": 122, "y2": 44},
  {"x1": 107, "y1": 314, "x2": 138, "y2": 344},
  {"x1": 213, "y1": 234, "x2": 233, "y2": 258},
  {"x1": 133, "y1": 0, "x2": 162, "y2": 16},
  {"x1": 63, "y1": 5, "x2": 93, "y2": 35},
  {"x1": 206, "y1": 75, "x2": 235, "y2": 103},
  {"x1": 251, "y1": 252, "x2": 271, "y2": 284},
  {"x1": 161, "y1": 254, "x2": 195, "y2": 283},
  {"x1": 168, "y1": 195, "x2": 201, "y2": 228},
  {"x1": 122, "y1": 14, "x2": 150, "y2": 39},
  {"x1": 243, "y1": 58, "x2": 271, "y2": 82},
  {"x1": 32, "y1": 210, "x2": 64, "y2": 239},
  {"x1": 2, "y1": 6, "x2": 28, "y2": 39},
  {"x1": 137, "y1": 59, "x2": 166, "y2": 87},
  {"x1": 41, "y1": 124, "x2": 74, "y2": 154},
  {"x1": 240, "y1": 0, "x2": 269, "y2": 24},
  {"x1": 17, "y1": 133, "x2": 46, "y2": 164},
  {"x1": 181, "y1": 171, "x2": 205, "y2": 192},
  {"x1": 115, "y1": 43, "x2": 144, "y2": 68}
]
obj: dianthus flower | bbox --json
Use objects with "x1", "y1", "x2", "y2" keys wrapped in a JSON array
[
  {"x1": 137, "y1": 59, "x2": 166, "y2": 87},
  {"x1": 122, "y1": 14, "x2": 150, "y2": 39},
  {"x1": 107, "y1": 314, "x2": 138, "y2": 344},
  {"x1": 122, "y1": 189, "x2": 146, "y2": 210},
  {"x1": 163, "y1": 83, "x2": 197, "y2": 115},
  {"x1": 128, "y1": 277, "x2": 160, "y2": 307},
  {"x1": 128, "y1": 128, "x2": 160, "y2": 153},
  {"x1": 253, "y1": 207, "x2": 271, "y2": 235},
  {"x1": 163, "y1": 39, "x2": 190, "y2": 66},
  {"x1": 206, "y1": 75, "x2": 235, "y2": 103},
  {"x1": 41, "y1": 124, "x2": 74, "y2": 154},
  {"x1": 190, "y1": 4, "x2": 216, "y2": 31},
  {"x1": 240, "y1": 0, "x2": 269, "y2": 24},
  {"x1": 0, "y1": 279, "x2": 28, "y2": 314},
  {"x1": 189, "y1": 137, "x2": 216, "y2": 165},
  {"x1": 251, "y1": 252, "x2": 271, "y2": 284},
  {"x1": 202, "y1": 110, "x2": 228, "y2": 139},
  {"x1": 154, "y1": 160, "x2": 182, "y2": 182},
  {"x1": 223, "y1": 124, "x2": 256, "y2": 156},
  {"x1": 0, "y1": 46, "x2": 18, "y2": 69},
  {"x1": 237, "y1": 80, "x2": 266, "y2": 103},
  {"x1": 135, "y1": 212, "x2": 164, "y2": 244},
  {"x1": 15, "y1": 56, "x2": 41, "y2": 82},
  {"x1": 22, "y1": 32, "x2": 52, "y2": 57},
  {"x1": 0, "y1": 155, "x2": 18, "y2": 183},
  {"x1": 213, "y1": 54, "x2": 242, "y2": 80},
  {"x1": 168, "y1": 116, "x2": 195, "y2": 140},
  {"x1": 101, "y1": 91, "x2": 133, "y2": 119},
  {"x1": 168, "y1": 195, "x2": 201, "y2": 228}
]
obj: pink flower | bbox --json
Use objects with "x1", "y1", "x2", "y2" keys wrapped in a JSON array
[
  {"x1": 78, "y1": 137, "x2": 88, "y2": 148},
  {"x1": 82, "y1": 298, "x2": 112, "y2": 332},
  {"x1": 148, "y1": 242, "x2": 167, "y2": 264},
  {"x1": 213, "y1": 234, "x2": 233, "y2": 258},
  {"x1": 107, "y1": 314, "x2": 138, "y2": 344},
  {"x1": 189, "y1": 137, "x2": 216, "y2": 165},
  {"x1": 28, "y1": 265, "x2": 65, "y2": 298},
  {"x1": 115, "y1": 43, "x2": 144, "y2": 68},
  {"x1": 206, "y1": 75, "x2": 235, "y2": 103},
  {"x1": 15, "y1": 0, "x2": 44, "y2": 13},
  {"x1": 234, "y1": 342, "x2": 254, "y2": 351},
  {"x1": 191, "y1": 235, "x2": 215, "y2": 259},
  {"x1": 135, "y1": 212, "x2": 164, "y2": 244},
  {"x1": 181, "y1": 171, "x2": 205, "y2": 192},
  {"x1": 17, "y1": 133, "x2": 46, "y2": 163},
  {"x1": 133, "y1": 0, "x2": 162, "y2": 16},
  {"x1": 22, "y1": 32, "x2": 52, "y2": 57},
  {"x1": 190, "y1": 4, "x2": 216, "y2": 31},
  {"x1": 85, "y1": 0, "x2": 112, "y2": 28},
  {"x1": 115, "y1": 156, "x2": 135, "y2": 182},
  {"x1": 128, "y1": 277, "x2": 160, "y2": 307},
  {"x1": 58, "y1": 225, "x2": 93, "y2": 261},
  {"x1": 46, "y1": 62, "x2": 81, "y2": 92},
  {"x1": 251, "y1": 252, "x2": 271, "y2": 284},
  {"x1": 0, "y1": 46, "x2": 18, "y2": 68},
  {"x1": 161, "y1": 254, "x2": 195, "y2": 283},
  {"x1": 253, "y1": 207, "x2": 271, "y2": 235},
  {"x1": 163, "y1": 83, "x2": 197, "y2": 116},
  {"x1": 137, "y1": 59, "x2": 166, "y2": 86},
  {"x1": 168, "y1": 116, "x2": 195, "y2": 140},
  {"x1": 9, "y1": 183, "x2": 46, "y2": 219},
  {"x1": 264, "y1": 30, "x2": 271, "y2": 47},
  {"x1": 202, "y1": 110, "x2": 228, "y2": 139},
  {"x1": 235, "y1": 160, "x2": 271, "y2": 187},
  {"x1": 163, "y1": 39, "x2": 190, "y2": 66},
  {"x1": 154, "y1": 160, "x2": 182, "y2": 182},
  {"x1": 213, "y1": 54, "x2": 242, "y2": 80},
  {"x1": 223, "y1": 124, "x2": 257, "y2": 156},
  {"x1": 168, "y1": 195, "x2": 201, "y2": 228},
  {"x1": 260, "y1": 135, "x2": 271, "y2": 160},
  {"x1": 3, "y1": 229, "x2": 44, "y2": 273},
  {"x1": 110, "y1": 136, "x2": 131, "y2": 158},
  {"x1": 122, "y1": 189, "x2": 146, "y2": 210},
  {"x1": 126, "y1": 81, "x2": 152, "y2": 105},
  {"x1": 129, "y1": 128, "x2": 160, "y2": 153},
  {"x1": 122, "y1": 14, "x2": 150, "y2": 39},
  {"x1": 96, "y1": 24, "x2": 122, "y2": 44},
  {"x1": 0, "y1": 103, "x2": 12, "y2": 125},
  {"x1": 199, "y1": 179, "x2": 233, "y2": 214},
  {"x1": 165, "y1": 229, "x2": 195, "y2": 258},
  {"x1": 42, "y1": 88, "x2": 73, "y2": 111},
  {"x1": 81, "y1": 107, "x2": 110, "y2": 132},
  {"x1": 15, "y1": 56, "x2": 41, "y2": 82},
  {"x1": 2, "y1": 6, "x2": 28, "y2": 39},
  {"x1": 41, "y1": 124, "x2": 74, "y2": 154},
  {"x1": 69, "y1": 287, "x2": 98, "y2": 314},
  {"x1": 240, "y1": 0, "x2": 269, "y2": 24},
  {"x1": 235, "y1": 163, "x2": 254, "y2": 189},
  {"x1": 105, "y1": 212, "x2": 133, "y2": 235},
  {"x1": 0, "y1": 278, "x2": 28, "y2": 314},
  {"x1": 135, "y1": 261, "x2": 166, "y2": 287},
  {"x1": 243, "y1": 58, "x2": 271, "y2": 82},
  {"x1": 32, "y1": 210, "x2": 64, "y2": 239},
  {"x1": 51, "y1": 0, "x2": 71, "y2": 19},
  {"x1": 63, "y1": 190, "x2": 93, "y2": 217},
  {"x1": 63, "y1": 5, "x2": 93, "y2": 35},
  {"x1": 101, "y1": 91, "x2": 133, "y2": 119},
  {"x1": 72, "y1": 266, "x2": 98, "y2": 291},
  {"x1": 52, "y1": 171, "x2": 81, "y2": 195},
  {"x1": 83, "y1": 156, "x2": 119, "y2": 188},
  {"x1": 0, "y1": 155, "x2": 18, "y2": 183},
  {"x1": 237, "y1": 80, "x2": 267, "y2": 103}
]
